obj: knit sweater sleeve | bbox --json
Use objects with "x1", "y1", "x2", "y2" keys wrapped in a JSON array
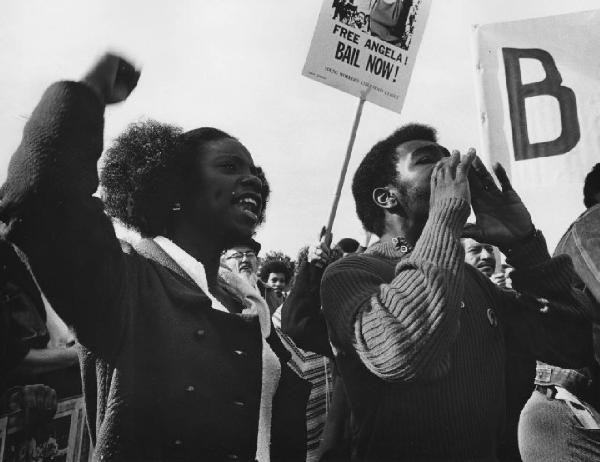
[
  {"x1": 321, "y1": 197, "x2": 470, "y2": 382},
  {"x1": 0, "y1": 81, "x2": 129, "y2": 359}
]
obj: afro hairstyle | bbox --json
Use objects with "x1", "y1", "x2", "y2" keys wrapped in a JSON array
[
  {"x1": 352, "y1": 123, "x2": 437, "y2": 236},
  {"x1": 583, "y1": 163, "x2": 600, "y2": 208},
  {"x1": 259, "y1": 258, "x2": 293, "y2": 284},
  {"x1": 100, "y1": 120, "x2": 270, "y2": 237}
]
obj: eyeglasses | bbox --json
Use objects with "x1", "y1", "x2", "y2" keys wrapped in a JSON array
[{"x1": 225, "y1": 251, "x2": 256, "y2": 260}]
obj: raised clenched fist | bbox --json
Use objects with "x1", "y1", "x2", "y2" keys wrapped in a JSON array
[{"x1": 82, "y1": 53, "x2": 140, "y2": 105}]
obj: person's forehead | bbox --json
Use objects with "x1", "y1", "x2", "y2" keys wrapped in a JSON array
[
  {"x1": 269, "y1": 272, "x2": 286, "y2": 279},
  {"x1": 202, "y1": 138, "x2": 253, "y2": 162},
  {"x1": 226, "y1": 245, "x2": 254, "y2": 254},
  {"x1": 395, "y1": 140, "x2": 441, "y2": 158},
  {"x1": 462, "y1": 238, "x2": 481, "y2": 249}
]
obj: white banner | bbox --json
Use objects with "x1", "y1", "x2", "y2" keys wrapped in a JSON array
[
  {"x1": 303, "y1": 0, "x2": 432, "y2": 113},
  {"x1": 473, "y1": 9, "x2": 600, "y2": 249}
]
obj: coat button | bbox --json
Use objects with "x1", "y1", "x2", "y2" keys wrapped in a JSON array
[
  {"x1": 195, "y1": 329, "x2": 206, "y2": 339},
  {"x1": 173, "y1": 439, "x2": 183, "y2": 447},
  {"x1": 226, "y1": 455, "x2": 239, "y2": 460},
  {"x1": 233, "y1": 350, "x2": 247, "y2": 358},
  {"x1": 185, "y1": 385, "x2": 195, "y2": 392},
  {"x1": 233, "y1": 400, "x2": 245, "y2": 407},
  {"x1": 460, "y1": 301, "x2": 465, "y2": 309}
]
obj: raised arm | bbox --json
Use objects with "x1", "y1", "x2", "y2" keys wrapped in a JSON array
[
  {"x1": 0, "y1": 54, "x2": 140, "y2": 357},
  {"x1": 464, "y1": 156, "x2": 596, "y2": 365},
  {"x1": 281, "y1": 239, "x2": 333, "y2": 357},
  {"x1": 322, "y1": 152, "x2": 473, "y2": 382}
]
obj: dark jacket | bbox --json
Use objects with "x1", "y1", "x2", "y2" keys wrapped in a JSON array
[
  {"x1": 0, "y1": 81, "x2": 308, "y2": 462},
  {"x1": 281, "y1": 256, "x2": 332, "y2": 358}
]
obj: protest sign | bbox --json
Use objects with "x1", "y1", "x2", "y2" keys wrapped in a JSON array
[
  {"x1": 473, "y1": 9, "x2": 600, "y2": 249},
  {"x1": 303, "y1": 0, "x2": 432, "y2": 113}
]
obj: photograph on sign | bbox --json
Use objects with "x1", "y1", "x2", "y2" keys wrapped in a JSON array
[{"x1": 303, "y1": 0, "x2": 432, "y2": 113}]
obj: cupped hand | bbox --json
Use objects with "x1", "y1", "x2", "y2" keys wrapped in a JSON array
[
  {"x1": 430, "y1": 148, "x2": 475, "y2": 206},
  {"x1": 462, "y1": 155, "x2": 534, "y2": 248}
]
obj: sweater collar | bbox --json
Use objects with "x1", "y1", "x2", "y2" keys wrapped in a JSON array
[{"x1": 365, "y1": 236, "x2": 413, "y2": 260}]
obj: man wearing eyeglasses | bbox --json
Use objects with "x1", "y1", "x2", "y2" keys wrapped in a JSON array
[{"x1": 222, "y1": 240, "x2": 261, "y2": 288}]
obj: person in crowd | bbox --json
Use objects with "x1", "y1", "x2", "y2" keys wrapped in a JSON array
[
  {"x1": 0, "y1": 240, "x2": 80, "y2": 400},
  {"x1": 462, "y1": 237, "x2": 496, "y2": 277},
  {"x1": 281, "y1": 236, "x2": 353, "y2": 462},
  {"x1": 222, "y1": 239, "x2": 261, "y2": 288},
  {"x1": 369, "y1": 0, "x2": 413, "y2": 47},
  {"x1": 0, "y1": 52, "x2": 294, "y2": 461},
  {"x1": 0, "y1": 240, "x2": 60, "y2": 431},
  {"x1": 260, "y1": 257, "x2": 293, "y2": 313},
  {"x1": 518, "y1": 163, "x2": 600, "y2": 461},
  {"x1": 553, "y1": 162, "x2": 600, "y2": 313},
  {"x1": 462, "y1": 237, "x2": 511, "y2": 288},
  {"x1": 335, "y1": 238, "x2": 360, "y2": 258},
  {"x1": 320, "y1": 123, "x2": 595, "y2": 461},
  {"x1": 219, "y1": 239, "x2": 312, "y2": 462},
  {"x1": 462, "y1": 236, "x2": 535, "y2": 461},
  {"x1": 276, "y1": 242, "x2": 335, "y2": 462},
  {"x1": 223, "y1": 239, "x2": 332, "y2": 462}
]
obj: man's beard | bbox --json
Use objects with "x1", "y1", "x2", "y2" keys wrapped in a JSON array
[
  {"x1": 238, "y1": 271, "x2": 258, "y2": 289},
  {"x1": 398, "y1": 180, "x2": 430, "y2": 223}
]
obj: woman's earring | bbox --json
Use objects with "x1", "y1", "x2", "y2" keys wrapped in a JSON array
[{"x1": 172, "y1": 202, "x2": 182, "y2": 212}]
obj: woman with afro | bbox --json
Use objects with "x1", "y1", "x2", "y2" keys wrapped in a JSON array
[{"x1": 0, "y1": 53, "x2": 303, "y2": 461}]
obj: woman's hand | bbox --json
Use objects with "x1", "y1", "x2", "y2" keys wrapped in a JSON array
[{"x1": 82, "y1": 53, "x2": 140, "y2": 105}]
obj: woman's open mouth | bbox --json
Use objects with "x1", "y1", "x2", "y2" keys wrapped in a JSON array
[{"x1": 233, "y1": 192, "x2": 262, "y2": 222}]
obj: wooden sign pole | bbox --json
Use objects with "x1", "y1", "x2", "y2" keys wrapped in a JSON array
[{"x1": 324, "y1": 96, "x2": 366, "y2": 245}]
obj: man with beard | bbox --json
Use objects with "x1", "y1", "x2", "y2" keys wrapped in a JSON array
[
  {"x1": 222, "y1": 239, "x2": 261, "y2": 288},
  {"x1": 320, "y1": 123, "x2": 594, "y2": 461}
]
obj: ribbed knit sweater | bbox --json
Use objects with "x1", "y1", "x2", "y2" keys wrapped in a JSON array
[{"x1": 321, "y1": 199, "x2": 593, "y2": 462}]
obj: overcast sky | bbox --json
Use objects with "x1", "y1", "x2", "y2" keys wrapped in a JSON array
[{"x1": 1, "y1": 0, "x2": 598, "y2": 256}]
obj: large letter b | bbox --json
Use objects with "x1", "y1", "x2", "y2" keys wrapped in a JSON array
[{"x1": 502, "y1": 48, "x2": 580, "y2": 161}]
